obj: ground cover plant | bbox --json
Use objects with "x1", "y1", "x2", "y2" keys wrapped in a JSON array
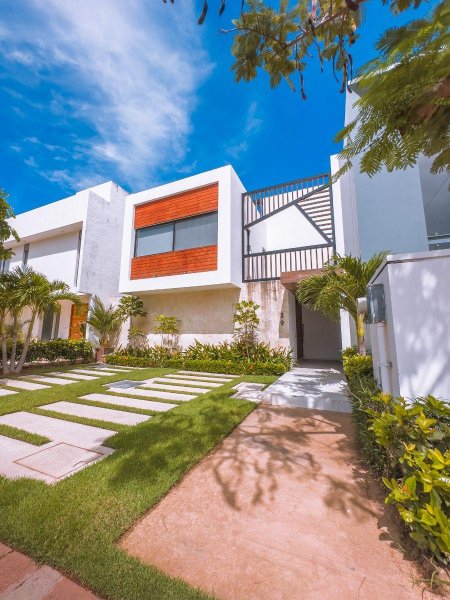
[
  {"x1": 343, "y1": 351, "x2": 450, "y2": 566},
  {"x1": 0, "y1": 363, "x2": 275, "y2": 599}
]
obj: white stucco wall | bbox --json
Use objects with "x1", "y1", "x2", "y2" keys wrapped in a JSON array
[
  {"x1": 369, "y1": 249, "x2": 450, "y2": 401},
  {"x1": 10, "y1": 231, "x2": 80, "y2": 289},
  {"x1": 5, "y1": 180, "x2": 128, "y2": 341}
]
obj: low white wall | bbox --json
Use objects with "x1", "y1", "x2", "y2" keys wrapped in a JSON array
[{"x1": 370, "y1": 250, "x2": 450, "y2": 401}]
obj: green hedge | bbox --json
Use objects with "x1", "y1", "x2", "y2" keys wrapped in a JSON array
[
  {"x1": 344, "y1": 355, "x2": 449, "y2": 565},
  {"x1": 5, "y1": 339, "x2": 94, "y2": 364},
  {"x1": 106, "y1": 354, "x2": 287, "y2": 376}
]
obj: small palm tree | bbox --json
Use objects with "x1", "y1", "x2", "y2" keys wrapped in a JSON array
[
  {"x1": 13, "y1": 267, "x2": 81, "y2": 373},
  {"x1": 0, "y1": 271, "x2": 14, "y2": 375},
  {"x1": 87, "y1": 296, "x2": 123, "y2": 357},
  {"x1": 117, "y1": 295, "x2": 147, "y2": 329},
  {"x1": 296, "y1": 252, "x2": 387, "y2": 355}
]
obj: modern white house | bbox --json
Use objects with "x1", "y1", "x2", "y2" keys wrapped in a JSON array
[
  {"x1": 4, "y1": 85, "x2": 448, "y2": 397},
  {"x1": 3, "y1": 181, "x2": 127, "y2": 341}
]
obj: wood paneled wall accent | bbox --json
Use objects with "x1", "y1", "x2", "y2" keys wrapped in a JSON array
[
  {"x1": 131, "y1": 245, "x2": 217, "y2": 279},
  {"x1": 69, "y1": 303, "x2": 89, "y2": 340},
  {"x1": 134, "y1": 183, "x2": 218, "y2": 229}
]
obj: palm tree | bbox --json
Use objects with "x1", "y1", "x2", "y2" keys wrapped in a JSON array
[
  {"x1": 117, "y1": 295, "x2": 147, "y2": 329},
  {"x1": 296, "y1": 252, "x2": 387, "y2": 355},
  {"x1": 0, "y1": 271, "x2": 14, "y2": 375},
  {"x1": 13, "y1": 267, "x2": 81, "y2": 373},
  {"x1": 87, "y1": 296, "x2": 123, "y2": 359}
]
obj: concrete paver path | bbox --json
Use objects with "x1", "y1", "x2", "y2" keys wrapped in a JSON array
[
  {"x1": 0, "y1": 542, "x2": 100, "y2": 599},
  {"x1": 121, "y1": 406, "x2": 443, "y2": 600}
]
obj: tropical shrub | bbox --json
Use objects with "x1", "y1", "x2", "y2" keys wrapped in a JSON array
[
  {"x1": 154, "y1": 314, "x2": 181, "y2": 353},
  {"x1": 346, "y1": 363, "x2": 450, "y2": 565},
  {"x1": 2, "y1": 339, "x2": 93, "y2": 365},
  {"x1": 233, "y1": 300, "x2": 260, "y2": 357},
  {"x1": 342, "y1": 347, "x2": 374, "y2": 381},
  {"x1": 87, "y1": 296, "x2": 122, "y2": 351},
  {"x1": 367, "y1": 393, "x2": 450, "y2": 564},
  {"x1": 106, "y1": 353, "x2": 287, "y2": 376},
  {"x1": 183, "y1": 340, "x2": 292, "y2": 369}
]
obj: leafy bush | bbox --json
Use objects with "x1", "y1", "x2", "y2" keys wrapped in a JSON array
[
  {"x1": 342, "y1": 347, "x2": 373, "y2": 381},
  {"x1": 183, "y1": 340, "x2": 292, "y2": 370},
  {"x1": 367, "y1": 394, "x2": 450, "y2": 564},
  {"x1": 154, "y1": 314, "x2": 181, "y2": 353},
  {"x1": 106, "y1": 351, "x2": 287, "y2": 376},
  {"x1": 4, "y1": 339, "x2": 94, "y2": 364}
]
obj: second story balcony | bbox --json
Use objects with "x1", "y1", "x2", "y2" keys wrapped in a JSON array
[{"x1": 242, "y1": 173, "x2": 335, "y2": 283}]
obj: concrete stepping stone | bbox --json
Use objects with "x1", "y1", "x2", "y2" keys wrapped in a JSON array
[
  {"x1": 41, "y1": 401, "x2": 150, "y2": 426},
  {"x1": 0, "y1": 412, "x2": 115, "y2": 451},
  {"x1": 105, "y1": 385, "x2": 196, "y2": 402},
  {"x1": 81, "y1": 393, "x2": 176, "y2": 412},
  {"x1": 159, "y1": 375, "x2": 223, "y2": 391},
  {"x1": 0, "y1": 379, "x2": 49, "y2": 391},
  {"x1": 0, "y1": 388, "x2": 18, "y2": 396},
  {"x1": 170, "y1": 374, "x2": 234, "y2": 383},
  {"x1": 231, "y1": 383, "x2": 265, "y2": 403},
  {"x1": 141, "y1": 380, "x2": 209, "y2": 394},
  {"x1": 0, "y1": 434, "x2": 56, "y2": 482},
  {"x1": 71, "y1": 369, "x2": 119, "y2": 377},
  {"x1": 178, "y1": 371, "x2": 238, "y2": 379},
  {"x1": 48, "y1": 372, "x2": 99, "y2": 381},
  {"x1": 164, "y1": 375, "x2": 225, "y2": 387},
  {"x1": 24, "y1": 376, "x2": 76, "y2": 386},
  {"x1": 16, "y1": 442, "x2": 109, "y2": 482}
]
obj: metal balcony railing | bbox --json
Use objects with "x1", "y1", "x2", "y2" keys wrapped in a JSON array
[{"x1": 242, "y1": 173, "x2": 335, "y2": 282}]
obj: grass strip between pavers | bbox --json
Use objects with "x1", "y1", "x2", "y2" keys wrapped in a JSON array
[
  {"x1": 0, "y1": 423, "x2": 50, "y2": 446},
  {"x1": 0, "y1": 363, "x2": 276, "y2": 600}
]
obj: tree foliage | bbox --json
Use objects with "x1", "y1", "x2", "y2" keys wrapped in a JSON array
[
  {"x1": 0, "y1": 188, "x2": 19, "y2": 262},
  {"x1": 0, "y1": 267, "x2": 81, "y2": 374},
  {"x1": 164, "y1": 0, "x2": 449, "y2": 176},
  {"x1": 335, "y1": 2, "x2": 450, "y2": 177}
]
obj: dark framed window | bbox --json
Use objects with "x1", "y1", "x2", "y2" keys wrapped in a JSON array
[
  {"x1": 1, "y1": 258, "x2": 10, "y2": 273},
  {"x1": 134, "y1": 212, "x2": 218, "y2": 258},
  {"x1": 22, "y1": 243, "x2": 29, "y2": 266}
]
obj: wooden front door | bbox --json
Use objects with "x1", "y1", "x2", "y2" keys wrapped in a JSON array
[{"x1": 69, "y1": 303, "x2": 89, "y2": 340}]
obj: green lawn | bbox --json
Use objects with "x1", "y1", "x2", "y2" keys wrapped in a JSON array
[{"x1": 0, "y1": 364, "x2": 275, "y2": 599}]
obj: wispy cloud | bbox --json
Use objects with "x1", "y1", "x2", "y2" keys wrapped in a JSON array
[
  {"x1": 0, "y1": 0, "x2": 212, "y2": 192},
  {"x1": 226, "y1": 101, "x2": 263, "y2": 159}
]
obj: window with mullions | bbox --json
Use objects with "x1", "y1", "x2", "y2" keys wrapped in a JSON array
[{"x1": 135, "y1": 212, "x2": 218, "y2": 258}]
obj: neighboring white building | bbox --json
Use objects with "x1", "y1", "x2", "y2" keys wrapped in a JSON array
[
  {"x1": 4, "y1": 181, "x2": 127, "y2": 341},
  {"x1": 331, "y1": 83, "x2": 450, "y2": 350}
]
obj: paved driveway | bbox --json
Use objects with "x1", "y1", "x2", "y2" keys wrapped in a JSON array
[{"x1": 121, "y1": 405, "x2": 443, "y2": 600}]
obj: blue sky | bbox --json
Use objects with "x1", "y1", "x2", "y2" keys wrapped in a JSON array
[{"x1": 0, "y1": 0, "x2": 431, "y2": 213}]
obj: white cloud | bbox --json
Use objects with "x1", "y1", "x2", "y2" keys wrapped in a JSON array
[
  {"x1": 1, "y1": 0, "x2": 212, "y2": 190},
  {"x1": 226, "y1": 101, "x2": 263, "y2": 159}
]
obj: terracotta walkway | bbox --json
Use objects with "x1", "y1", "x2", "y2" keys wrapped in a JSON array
[
  {"x1": 0, "y1": 542, "x2": 100, "y2": 599},
  {"x1": 121, "y1": 406, "x2": 443, "y2": 600}
]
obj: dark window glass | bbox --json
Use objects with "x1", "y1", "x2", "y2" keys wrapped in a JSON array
[
  {"x1": 41, "y1": 307, "x2": 54, "y2": 341},
  {"x1": 134, "y1": 212, "x2": 218, "y2": 257},
  {"x1": 23, "y1": 244, "x2": 29, "y2": 266},
  {"x1": 1, "y1": 258, "x2": 10, "y2": 273},
  {"x1": 135, "y1": 222, "x2": 173, "y2": 257},
  {"x1": 174, "y1": 213, "x2": 218, "y2": 251}
]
